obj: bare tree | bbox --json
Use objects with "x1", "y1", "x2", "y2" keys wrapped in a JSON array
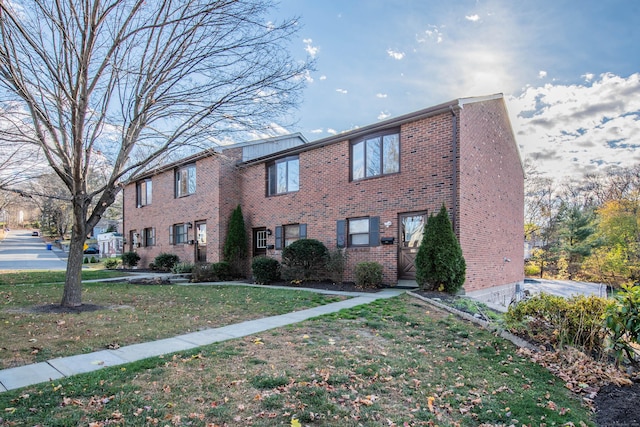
[{"x1": 0, "y1": 0, "x2": 311, "y2": 306}]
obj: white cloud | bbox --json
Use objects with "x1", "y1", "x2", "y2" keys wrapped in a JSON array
[
  {"x1": 465, "y1": 14, "x2": 480, "y2": 22},
  {"x1": 538, "y1": 70, "x2": 547, "y2": 79},
  {"x1": 387, "y1": 49, "x2": 405, "y2": 60},
  {"x1": 378, "y1": 111, "x2": 390, "y2": 120},
  {"x1": 417, "y1": 25, "x2": 444, "y2": 44},
  {"x1": 376, "y1": 93, "x2": 387, "y2": 98},
  {"x1": 507, "y1": 73, "x2": 640, "y2": 180},
  {"x1": 327, "y1": 128, "x2": 337, "y2": 135},
  {"x1": 336, "y1": 88, "x2": 348, "y2": 94},
  {"x1": 582, "y1": 73, "x2": 594, "y2": 82},
  {"x1": 319, "y1": 75, "x2": 327, "y2": 80},
  {"x1": 303, "y1": 38, "x2": 319, "y2": 58},
  {"x1": 310, "y1": 128, "x2": 324, "y2": 134}
]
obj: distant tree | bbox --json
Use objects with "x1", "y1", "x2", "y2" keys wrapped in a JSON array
[
  {"x1": 415, "y1": 204, "x2": 466, "y2": 294},
  {"x1": 557, "y1": 205, "x2": 595, "y2": 280},
  {"x1": 0, "y1": 0, "x2": 311, "y2": 306},
  {"x1": 223, "y1": 205, "x2": 248, "y2": 277}
]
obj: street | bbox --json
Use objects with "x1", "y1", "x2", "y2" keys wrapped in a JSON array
[{"x1": 0, "y1": 229, "x2": 67, "y2": 271}]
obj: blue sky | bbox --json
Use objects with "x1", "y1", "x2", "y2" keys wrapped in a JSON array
[{"x1": 264, "y1": 0, "x2": 640, "y2": 182}]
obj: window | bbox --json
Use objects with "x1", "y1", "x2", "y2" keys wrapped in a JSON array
[
  {"x1": 267, "y1": 156, "x2": 299, "y2": 195},
  {"x1": 136, "y1": 179, "x2": 152, "y2": 207},
  {"x1": 143, "y1": 227, "x2": 155, "y2": 247},
  {"x1": 274, "y1": 223, "x2": 307, "y2": 249},
  {"x1": 351, "y1": 131, "x2": 399, "y2": 180},
  {"x1": 336, "y1": 217, "x2": 380, "y2": 248},
  {"x1": 255, "y1": 230, "x2": 267, "y2": 249},
  {"x1": 175, "y1": 164, "x2": 196, "y2": 197},
  {"x1": 169, "y1": 223, "x2": 188, "y2": 244}
]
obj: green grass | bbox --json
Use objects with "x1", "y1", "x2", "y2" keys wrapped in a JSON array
[
  {"x1": 0, "y1": 270, "x2": 129, "y2": 286},
  {"x1": 0, "y1": 294, "x2": 595, "y2": 426},
  {"x1": 0, "y1": 282, "x2": 343, "y2": 369}
]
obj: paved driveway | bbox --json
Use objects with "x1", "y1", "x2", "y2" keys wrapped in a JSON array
[
  {"x1": 523, "y1": 278, "x2": 610, "y2": 299},
  {"x1": 0, "y1": 229, "x2": 67, "y2": 271}
]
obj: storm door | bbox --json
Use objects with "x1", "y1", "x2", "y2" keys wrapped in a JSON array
[
  {"x1": 398, "y1": 212, "x2": 426, "y2": 279},
  {"x1": 253, "y1": 227, "x2": 268, "y2": 257},
  {"x1": 195, "y1": 221, "x2": 207, "y2": 262}
]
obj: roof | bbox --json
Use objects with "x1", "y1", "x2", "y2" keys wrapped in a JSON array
[{"x1": 239, "y1": 94, "x2": 504, "y2": 166}]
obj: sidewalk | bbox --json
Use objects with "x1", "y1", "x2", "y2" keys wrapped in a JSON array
[{"x1": 0, "y1": 285, "x2": 403, "y2": 393}]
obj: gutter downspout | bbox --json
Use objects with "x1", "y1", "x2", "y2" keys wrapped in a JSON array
[{"x1": 450, "y1": 106, "x2": 458, "y2": 234}]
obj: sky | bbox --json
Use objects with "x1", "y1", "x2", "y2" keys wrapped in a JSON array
[{"x1": 268, "y1": 0, "x2": 640, "y2": 183}]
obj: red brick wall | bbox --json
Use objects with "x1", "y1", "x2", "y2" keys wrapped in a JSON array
[
  {"x1": 123, "y1": 98, "x2": 524, "y2": 293},
  {"x1": 239, "y1": 112, "x2": 458, "y2": 285},
  {"x1": 458, "y1": 98, "x2": 524, "y2": 292},
  {"x1": 123, "y1": 150, "x2": 241, "y2": 268}
]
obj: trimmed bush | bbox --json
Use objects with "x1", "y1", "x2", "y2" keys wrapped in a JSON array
[
  {"x1": 90, "y1": 256, "x2": 98, "y2": 263},
  {"x1": 415, "y1": 204, "x2": 466, "y2": 294},
  {"x1": 191, "y1": 262, "x2": 232, "y2": 282},
  {"x1": 153, "y1": 253, "x2": 180, "y2": 271},
  {"x1": 103, "y1": 258, "x2": 120, "y2": 269},
  {"x1": 172, "y1": 262, "x2": 194, "y2": 274},
  {"x1": 121, "y1": 251, "x2": 140, "y2": 268},
  {"x1": 281, "y1": 239, "x2": 329, "y2": 281},
  {"x1": 252, "y1": 257, "x2": 280, "y2": 285},
  {"x1": 355, "y1": 261, "x2": 383, "y2": 289}
]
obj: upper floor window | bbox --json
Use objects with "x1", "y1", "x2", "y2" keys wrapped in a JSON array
[
  {"x1": 175, "y1": 164, "x2": 196, "y2": 197},
  {"x1": 351, "y1": 131, "x2": 399, "y2": 180},
  {"x1": 267, "y1": 156, "x2": 299, "y2": 196},
  {"x1": 136, "y1": 179, "x2": 152, "y2": 207}
]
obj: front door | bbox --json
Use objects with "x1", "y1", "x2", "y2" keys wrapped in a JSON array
[
  {"x1": 398, "y1": 212, "x2": 426, "y2": 279},
  {"x1": 253, "y1": 227, "x2": 267, "y2": 257},
  {"x1": 195, "y1": 221, "x2": 207, "y2": 262}
]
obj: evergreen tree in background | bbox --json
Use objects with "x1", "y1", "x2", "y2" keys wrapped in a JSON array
[
  {"x1": 415, "y1": 204, "x2": 466, "y2": 294},
  {"x1": 223, "y1": 205, "x2": 248, "y2": 276}
]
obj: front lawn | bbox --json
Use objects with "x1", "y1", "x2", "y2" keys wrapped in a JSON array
[
  {"x1": 0, "y1": 282, "x2": 344, "y2": 369},
  {"x1": 0, "y1": 294, "x2": 595, "y2": 426}
]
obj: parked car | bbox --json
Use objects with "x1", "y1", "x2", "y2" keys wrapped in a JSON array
[
  {"x1": 83, "y1": 247, "x2": 99, "y2": 254},
  {"x1": 31, "y1": 231, "x2": 39, "y2": 236}
]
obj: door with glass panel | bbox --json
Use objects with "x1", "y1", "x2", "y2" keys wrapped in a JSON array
[
  {"x1": 398, "y1": 212, "x2": 426, "y2": 279},
  {"x1": 195, "y1": 221, "x2": 207, "y2": 262}
]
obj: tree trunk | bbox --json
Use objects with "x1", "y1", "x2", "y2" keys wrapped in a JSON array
[{"x1": 60, "y1": 200, "x2": 88, "y2": 307}]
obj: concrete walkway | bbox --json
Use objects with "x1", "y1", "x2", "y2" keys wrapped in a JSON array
[{"x1": 0, "y1": 285, "x2": 403, "y2": 393}]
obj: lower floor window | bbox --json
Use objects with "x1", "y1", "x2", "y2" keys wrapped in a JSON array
[
  {"x1": 144, "y1": 227, "x2": 155, "y2": 247},
  {"x1": 170, "y1": 223, "x2": 188, "y2": 244},
  {"x1": 348, "y1": 218, "x2": 370, "y2": 246},
  {"x1": 275, "y1": 223, "x2": 307, "y2": 249}
]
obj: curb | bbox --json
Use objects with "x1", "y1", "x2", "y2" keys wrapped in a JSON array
[{"x1": 407, "y1": 291, "x2": 538, "y2": 352}]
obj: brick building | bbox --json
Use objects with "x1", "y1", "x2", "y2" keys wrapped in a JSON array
[{"x1": 123, "y1": 94, "x2": 524, "y2": 304}]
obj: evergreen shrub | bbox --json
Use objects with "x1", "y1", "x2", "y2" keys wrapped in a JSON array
[
  {"x1": 121, "y1": 251, "x2": 140, "y2": 268},
  {"x1": 415, "y1": 204, "x2": 466, "y2": 294},
  {"x1": 281, "y1": 239, "x2": 329, "y2": 281},
  {"x1": 153, "y1": 253, "x2": 180, "y2": 271},
  {"x1": 251, "y1": 257, "x2": 280, "y2": 285}
]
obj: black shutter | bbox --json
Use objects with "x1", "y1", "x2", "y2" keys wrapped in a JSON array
[
  {"x1": 275, "y1": 226, "x2": 283, "y2": 250},
  {"x1": 369, "y1": 216, "x2": 380, "y2": 247},
  {"x1": 336, "y1": 220, "x2": 346, "y2": 248},
  {"x1": 299, "y1": 224, "x2": 307, "y2": 239}
]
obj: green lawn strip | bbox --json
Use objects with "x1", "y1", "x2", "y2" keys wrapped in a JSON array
[
  {"x1": 0, "y1": 283, "x2": 343, "y2": 369},
  {"x1": 0, "y1": 270, "x2": 130, "y2": 286},
  {"x1": 0, "y1": 295, "x2": 595, "y2": 426}
]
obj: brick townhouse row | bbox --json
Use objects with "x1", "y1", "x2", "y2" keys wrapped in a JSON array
[{"x1": 123, "y1": 94, "x2": 524, "y2": 304}]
